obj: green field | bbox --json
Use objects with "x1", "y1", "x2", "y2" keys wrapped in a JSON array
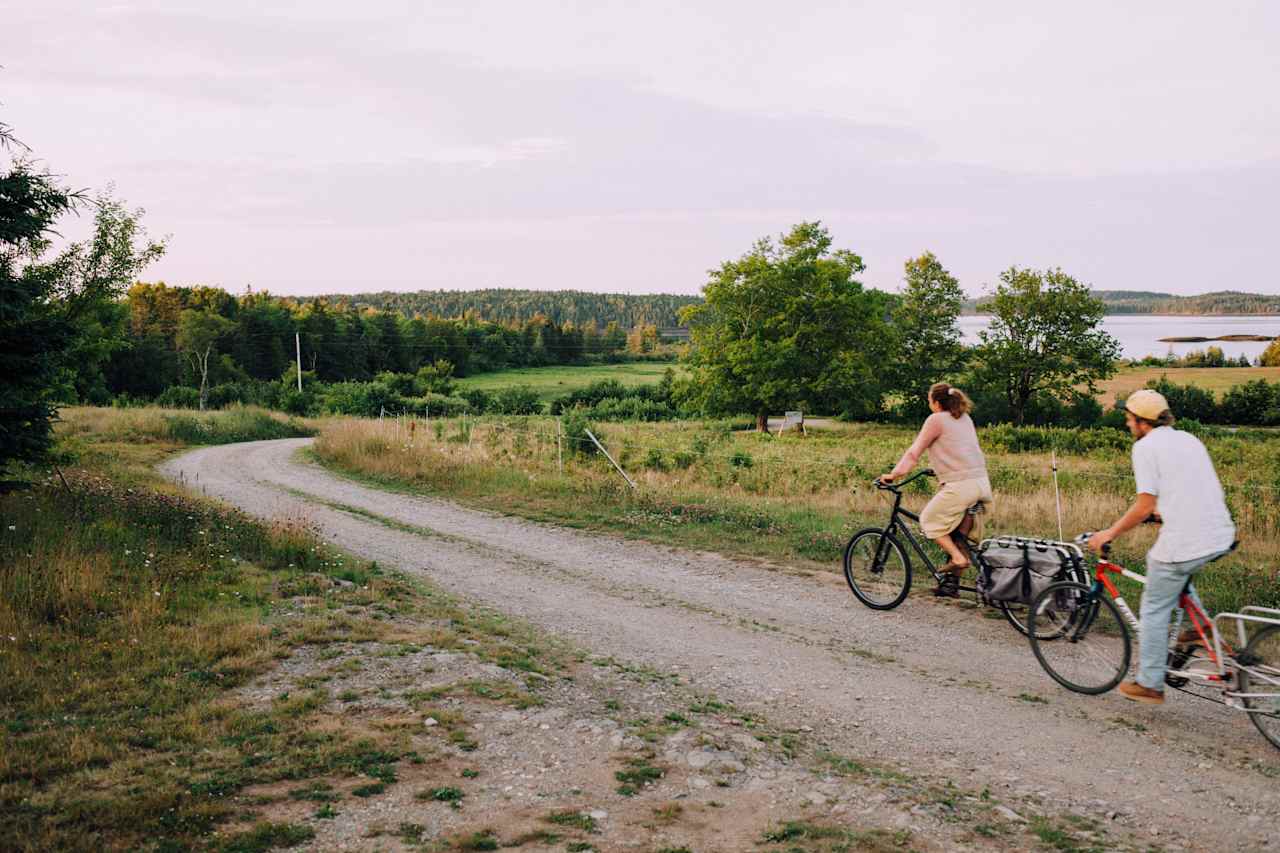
[{"x1": 455, "y1": 361, "x2": 678, "y2": 401}]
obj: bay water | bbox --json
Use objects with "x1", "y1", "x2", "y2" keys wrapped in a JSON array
[{"x1": 958, "y1": 314, "x2": 1280, "y2": 361}]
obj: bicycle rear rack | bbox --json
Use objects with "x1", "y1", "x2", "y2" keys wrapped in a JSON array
[{"x1": 1215, "y1": 607, "x2": 1280, "y2": 712}]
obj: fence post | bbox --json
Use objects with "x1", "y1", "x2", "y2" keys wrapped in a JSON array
[
  {"x1": 584, "y1": 428, "x2": 636, "y2": 490},
  {"x1": 557, "y1": 418, "x2": 563, "y2": 476}
]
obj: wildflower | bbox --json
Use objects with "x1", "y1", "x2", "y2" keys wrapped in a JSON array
[
  {"x1": 154, "y1": 591, "x2": 161, "y2": 597},
  {"x1": 6, "y1": 525, "x2": 13, "y2": 531}
]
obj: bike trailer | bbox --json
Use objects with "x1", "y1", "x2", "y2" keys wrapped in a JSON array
[{"x1": 976, "y1": 537, "x2": 1083, "y2": 606}]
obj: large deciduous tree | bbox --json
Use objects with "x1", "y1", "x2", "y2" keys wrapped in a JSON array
[
  {"x1": 889, "y1": 251, "x2": 966, "y2": 416},
  {"x1": 680, "y1": 222, "x2": 892, "y2": 430},
  {"x1": 973, "y1": 267, "x2": 1120, "y2": 425}
]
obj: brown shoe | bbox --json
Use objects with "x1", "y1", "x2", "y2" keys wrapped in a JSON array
[{"x1": 1118, "y1": 681, "x2": 1164, "y2": 705}]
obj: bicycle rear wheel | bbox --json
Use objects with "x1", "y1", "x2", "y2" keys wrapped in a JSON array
[
  {"x1": 1237, "y1": 624, "x2": 1280, "y2": 751},
  {"x1": 843, "y1": 528, "x2": 911, "y2": 610},
  {"x1": 1028, "y1": 582, "x2": 1132, "y2": 694}
]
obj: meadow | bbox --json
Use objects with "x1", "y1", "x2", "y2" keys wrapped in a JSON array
[
  {"x1": 314, "y1": 415, "x2": 1280, "y2": 616},
  {"x1": 1095, "y1": 365, "x2": 1280, "y2": 404},
  {"x1": 0, "y1": 407, "x2": 573, "y2": 850},
  {"x1": 453, "y1": 361, "x2": 677, "y2": 402}
]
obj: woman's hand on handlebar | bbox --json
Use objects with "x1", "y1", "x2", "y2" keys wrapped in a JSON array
[{"x1": 877, "y1": 473, "x2": 897, "y2": 485}]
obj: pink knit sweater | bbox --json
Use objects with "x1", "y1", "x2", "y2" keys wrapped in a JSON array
[{"x1": 890, "y1": 412, "x2": 988, "y2": 483}]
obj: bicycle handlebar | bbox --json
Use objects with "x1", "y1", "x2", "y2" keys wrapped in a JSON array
[
  {"x1": 874, "y1": 469, "x2": 934, "y2": 491},
  {"x1": 1074, "y1": 531, "x2": 1112, "y2": 557}
]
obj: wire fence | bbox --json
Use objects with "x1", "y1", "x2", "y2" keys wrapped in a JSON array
[{"x1": 359, "y1": 411, "x2": 1280, "y2": 497}]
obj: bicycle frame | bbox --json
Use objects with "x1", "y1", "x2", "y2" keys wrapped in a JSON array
[
  {"x1": 1092, "y1": 558, "x2": 1280, "y2": 711},
  {"x1": 873, "y1": 484, "x2": 980, "y2": 592}
]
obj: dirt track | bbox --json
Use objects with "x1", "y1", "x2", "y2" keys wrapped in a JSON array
[{"x1": 162, "y1": 438, "x2": 1280, "y2": 851}]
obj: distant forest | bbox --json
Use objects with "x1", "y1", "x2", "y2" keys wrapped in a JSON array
[
  {"x1": 84, "y1": 283, "x2": 672, "y2": 407},
  {"x1": 966, "y1": 289, "x2": 1280, "y2": 315},
  {"x1": 310, "y1": 288, "x2": 704, "y2": 329}
]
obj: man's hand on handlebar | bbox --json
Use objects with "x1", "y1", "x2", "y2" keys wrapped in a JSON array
[{"x1": 1086, "y1": 529, "x2": 1115, "y2": 555}]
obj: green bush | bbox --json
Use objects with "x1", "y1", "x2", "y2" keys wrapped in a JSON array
[
  {"x1": 320, "y1": 381, "x2": 400, "y2": 417},
  {"x1": 459, "y1": 388, "x2": 493, "y2": 413},
  {"x1": 585, "y1": 396, "x2": 676, "y2": 421},
  {"x1": 155, "y1": 385, "x2": 200, "y2": 409},
  {"x1": 1142, "y1": 377, "x2": 1219, "y2": 423},
  {"x1": 1219, "y1": 379, "x2": 1279, "y2": 426},
  {"x1": 491, "y1": 385, "x2": 542, "y2": 416},
  {"x1": 560, "y1": 410, "x2": 599, "y2": 458},
  {"x1": 981, "y1": 424, "x2": 1130, "y2": 455},
  {"x1": 398, "y1": 393, "x2": 471, "y2": 418}
]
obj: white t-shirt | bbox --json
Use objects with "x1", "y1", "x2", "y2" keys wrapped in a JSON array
[{"x1": 1131, "y1": 427, "x2": 1236, "y2": 563}]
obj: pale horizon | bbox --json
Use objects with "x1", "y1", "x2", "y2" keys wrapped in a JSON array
[{"x1": 6, "y1": 1, "x2": 1280, "y2": 298}]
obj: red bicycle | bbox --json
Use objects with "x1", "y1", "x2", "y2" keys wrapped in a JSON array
[{"x1": 1026, "y1": 538, "x2": 1280, "y2": 750}]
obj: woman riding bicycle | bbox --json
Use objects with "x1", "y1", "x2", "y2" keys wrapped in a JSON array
[{"x1": 880, "y1": 382, "x2": 993, "y2": 598}]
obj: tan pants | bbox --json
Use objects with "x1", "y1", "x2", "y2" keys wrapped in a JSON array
[{"x1": 920, "y1": 476, "x2": 994, "y2": 540}]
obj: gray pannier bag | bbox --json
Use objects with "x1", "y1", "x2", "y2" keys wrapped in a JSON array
[{"x1": 976, "y1": 537, "x2": 1080, "y2": 605}]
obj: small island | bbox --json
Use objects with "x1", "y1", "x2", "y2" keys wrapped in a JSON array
[{"x1": 1158, "y1": 334, "x2": 1276, "y2": 343}]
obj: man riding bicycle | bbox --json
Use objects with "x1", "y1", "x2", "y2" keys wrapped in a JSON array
[{"x1": 1086, "y1": 389, "x2": 1236, "y2": 705}]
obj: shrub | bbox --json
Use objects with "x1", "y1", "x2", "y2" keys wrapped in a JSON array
[
  {"x1": 585, "y1": 396, "x2": 676, "y2": 422},
  {"x1": 320, "y1": 381, "x2": 400, "y2": 417},
  {"x1": 415, "y1": 360, "x2": 456, "y2": 396},
  {"x1": 459, "y1": 388, "x2": 493, "y2": 413},
  {"x1": 398, "y1": 393, "x2": 471, "y2": 418},
  {"x1": 279, "y1": 389, "x2": 315, "y2": 416},
  {"x1": 1219, "y1": 379, "x2": 1279, "y2": 426},
  {"x1": 155, "y1": 385, "x2": 200, "y2": 409},
  {"x1": 1142, "y1": 377, "x2": 1219, "y2": 423},
  {"x1": 491, "y1": 385, "x2": 542, "y2": 416},
  {"x1": 981, "y1": 424, "x2": 1130, "y2": 455},
  {"x1": 560, "y1": 410, "x2": 599, "y2": 458},
  {"x1": 375, "y1": 372, "x2": 418, "y2": 397}
]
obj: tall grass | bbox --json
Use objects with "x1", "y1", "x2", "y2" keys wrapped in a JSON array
[
  {"x1": 315, "y1": 416, "x2": 1280, "y2": 614},
  {"x1": 58, "y1": 404, "x2": 314, "y2": 447}
]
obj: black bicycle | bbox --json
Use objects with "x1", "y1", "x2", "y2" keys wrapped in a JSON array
[{"x1": 842, "y1": 469, "x2": 1052, "y2": 637}]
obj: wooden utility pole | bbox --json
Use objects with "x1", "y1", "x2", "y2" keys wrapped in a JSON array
[{"x1": 295, "y1": 332, "x2": 303, "y2": 392}]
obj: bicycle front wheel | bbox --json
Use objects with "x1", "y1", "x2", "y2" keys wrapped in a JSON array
[
  {"x1": 1237, "y1": 624, "x2": 1280, "y2": 751},
  {"x1": 843, "y1": 528, "x2": 911, "y2": 610},
  {"x1": 1028, "y1": 582, "x2": 1132, "y2": 694}
]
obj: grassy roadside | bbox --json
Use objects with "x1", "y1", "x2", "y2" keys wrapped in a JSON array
[
  {"x1": 312, "y1": 416, "x2": 1280, "y2": 615},
  {"x1": 1, "y1": 406, "x2": 1220, "y2": 851},
  {"x1": 0, "y1": 407, "x2": 577, "y2": 851}
]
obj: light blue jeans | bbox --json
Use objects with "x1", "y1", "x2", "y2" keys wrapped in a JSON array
[{"x1": 1136, "y1": 549, "x2": 1230, "y2": 690}]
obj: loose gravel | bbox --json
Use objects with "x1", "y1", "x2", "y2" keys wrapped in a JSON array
[{"x1": 163, "y1": 439, "x2": 1280, "y2": 852}]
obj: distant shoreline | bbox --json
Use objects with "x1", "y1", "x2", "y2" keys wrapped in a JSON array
[{"x1": 1157, "y1": 334, "x2": 1275, "y2": 343}]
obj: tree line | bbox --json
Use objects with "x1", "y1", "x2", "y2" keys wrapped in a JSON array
[
  {"x1": 967, "y1": 289, "x2": 1280, "y2": 315},
  {"x1": 311, "y1": 288, "x2": 702, "y2": 329},
  {"x1": 106, "y1": 282, "x2": 667, "y2": 409}
]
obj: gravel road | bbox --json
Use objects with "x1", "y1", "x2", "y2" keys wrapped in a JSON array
[{"x1": 162, "y1": 438, "x2": 1280, "y2": 851}]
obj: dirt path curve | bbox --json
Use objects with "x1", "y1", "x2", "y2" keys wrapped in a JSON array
[{"x1": 163, "y1": 439, "x2": 1279, "y2": 851}]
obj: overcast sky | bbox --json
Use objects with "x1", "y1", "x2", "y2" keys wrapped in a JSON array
[{"x1": 5, "y1": 1, "x2": 1279, "y2": 297}]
